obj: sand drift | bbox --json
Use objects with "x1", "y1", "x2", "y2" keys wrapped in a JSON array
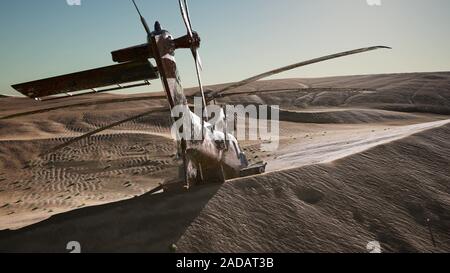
[{"x1": 268, "y1": 119, "x2": 450, "y2": 172}]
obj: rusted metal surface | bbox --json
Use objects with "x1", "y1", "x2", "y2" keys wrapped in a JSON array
[
  {"x1": 111, "y1": 43, "x2": 154, "y2": 63},
  {"x1": 12, "y1": 61, "x2": 159, "y2": 98}
]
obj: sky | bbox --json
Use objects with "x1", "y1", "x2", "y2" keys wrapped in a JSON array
[{"x1": 0, "y1": 0, "x2": 449, "y2": 96}]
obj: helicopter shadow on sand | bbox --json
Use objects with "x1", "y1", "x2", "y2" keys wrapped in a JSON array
[{"x1": 0, "y1": 182, "x2": 222, "y2": 253}]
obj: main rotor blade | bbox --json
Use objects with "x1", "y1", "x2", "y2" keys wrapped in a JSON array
[
  {"x1": 40, "y1": 107, "x2": 169, "y2": 157},
  {"x1": 178, "y1": 0, "x2": 193, "y2": 38},
  {"x1": 193, "y1": 49, "x2": 203, "y2": 71},
  {"x1": 207, "y1": 46, "x2": 391, "y2": 101},
  {"x1": 40, "y1": 81, "x2": 151, "y2": 102},
  {"x1": 193, "y1": 51, "x2": 208, "y2": 128},
  {"x1": 12, "y1": 61, "x2": 158, "y2": 99},
  {"x1": 132, "y1": 0, "x2": 151, "y2": 35},
  {"x1": 183, "y1": 0, "x2": 193, "y2": 31}
]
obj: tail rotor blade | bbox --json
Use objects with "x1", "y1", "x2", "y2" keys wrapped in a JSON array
[
  {"x1": 182, "y1": 0, "x2": 202, "y2": 70},
  {"x1": 191, "y1": 45, "x2": 207, "y2": 139},
  {"x1": 132, "y1": 0, "x2": 151, "y2": 35},
  {"x1": 183, "y1": 0, "x2": 195, "y2": 35},
  {"x1": 195, "y1": 60, "x2": 207, "y2": 111},
  {"x1": 178, "y1": 0, "x2": 206, "y2": 129},
  {"x1": 178, "y1": 0, "x2": 193, "y2": 38},
  {"x1": 194, "y1": 53, "x2": 208, "y2": 128},
  {"x1": 191, "y1": 48, "x2": 203, "y2": 71},
  {"x1": 194, "y1": 50, "x2": 203, "y2": 71}
]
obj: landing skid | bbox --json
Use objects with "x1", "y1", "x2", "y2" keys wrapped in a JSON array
[
  {"x1": 158, "y1": 161, "x2": 267, "y2": 194},
  {"x1": 239, "y1": 162, "x2": 267, "y2": 177}
]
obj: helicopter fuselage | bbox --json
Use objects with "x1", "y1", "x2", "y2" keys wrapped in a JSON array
[{"x1": 150, "y1": 27, "x2": 261, "y2": 187}]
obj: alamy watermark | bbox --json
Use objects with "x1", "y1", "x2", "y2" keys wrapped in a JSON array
[
  {"x1": 367, "y1": 241, "x2": 382, "y2": 253},
  {"x1": 366, "y1": 0, "x2": 382, "y2": 6},
  {"x1": 66, "y1": 0, "x2": 81, "y2": 6},
  {"x1": 66, "y1": 241, "x2": 81, "y2": 253},
  {"x1": 171, "y1": 98, "x2": 280, "y2": 152}
]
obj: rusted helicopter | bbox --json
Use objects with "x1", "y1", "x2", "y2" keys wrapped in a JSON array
[{"x1": 11, "y1": 0, "x2": 390, "y2": 191}]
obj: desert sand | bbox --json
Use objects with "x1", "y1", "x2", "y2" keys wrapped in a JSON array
[{"x1": 0, "y1": 72, "x2": 449, "y2": 252}]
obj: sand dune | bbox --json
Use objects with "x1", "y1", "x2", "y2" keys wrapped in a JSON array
[
  {"x1": 0, "y1": 72, "x2": 449, "y2": 252},
  {"x1": 217, "y1": 71, "x2": 450, "y2": 115},
  {"x1": 177, "y1": 123, "x2": 450, "y2": 253}
]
